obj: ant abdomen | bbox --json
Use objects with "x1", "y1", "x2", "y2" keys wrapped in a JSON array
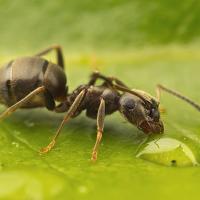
[{"x1": 0, "y1": 56, "x2": 68, "y2": 109}]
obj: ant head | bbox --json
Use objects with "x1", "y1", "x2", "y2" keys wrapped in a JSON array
[{"x1": 119, "y1": 90, "x2": 164, "y2": 134}]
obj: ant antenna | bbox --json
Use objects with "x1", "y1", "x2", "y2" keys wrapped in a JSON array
[{"x1": 157, "y1": 84, "x2": 200, "y2": 112}]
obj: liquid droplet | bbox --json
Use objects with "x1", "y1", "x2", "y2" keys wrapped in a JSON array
[{"x1": 136, "y1": 138, "x2": 198, "y2": 167}]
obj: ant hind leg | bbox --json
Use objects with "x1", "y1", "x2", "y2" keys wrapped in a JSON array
[
  {"x1": 0, "y1": 86, "x2": 46, "y2": 121},
  {"x1": 35, "y1": 45, "x2": 65, "y2": 69},
  {"x1": 40, "y1": 89, "x2": 87, "y2": 154}
]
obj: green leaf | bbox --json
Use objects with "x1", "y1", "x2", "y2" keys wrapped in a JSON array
[
  {"x1": 0, "y1": 48, "x2": 200, "y2": 200},
  {"x1": 0, "y1": 1, "x2": 200, "y2": 199}
]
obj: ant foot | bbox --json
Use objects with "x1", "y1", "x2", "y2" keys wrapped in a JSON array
[
  {"x1": 39, "y1": 140, "x2": 56, "y2": 154},
  {"x1": 91, "y1": 151, "x2": 97, "y2": 162}
]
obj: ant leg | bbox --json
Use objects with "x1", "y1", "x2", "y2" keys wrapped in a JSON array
[
  {"x1": 35, "y1": 45, "x2": 65, "y2": 69},
  {"x1": 88, "y1": 71, "x2": 128, "y2": 88},
  {"x1": 110, "y1": 77, "x2": 129, "y2": 88},
  {"x1": 40, "y1": 89, "x2": 87, "y2": 154},
  {"x1": 88, "y1": 71, "x2": 110, "y2": 85},
  {"x1": 44, "y1": 90, "x2": 56, "y2": 111},
  {"x1": 88, "y1": 71, "x2": 158, "y2": 103},
  {"x1": 157, "y1": 84, "x2": 200, "y2": 112},
  {"x1": 91, "y1": 98, "x2": 105, "y2": 161},
  {"x1": 0, "y1": 86, "x2": 45, "y2": 121}
]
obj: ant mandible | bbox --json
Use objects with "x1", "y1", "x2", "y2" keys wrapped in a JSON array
[{"x1": 0, "y1": 45, "x2": 199, "y2": 161}]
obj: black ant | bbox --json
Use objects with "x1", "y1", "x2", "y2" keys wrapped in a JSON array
[{"x1": 0, "y1": 45, "x2": 199, "y2": 161}]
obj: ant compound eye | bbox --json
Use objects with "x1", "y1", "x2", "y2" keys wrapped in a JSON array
[
  {"x1": 150, "y1": 108, "x2": 155, "y2": 114},
  {"x1": 150, "y1": 108, "x2": 160, "y2": 121}
]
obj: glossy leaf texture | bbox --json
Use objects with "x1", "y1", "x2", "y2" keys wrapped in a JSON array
[{"x1": 0, "y1": 49, "x2": 200, "y2": 200}]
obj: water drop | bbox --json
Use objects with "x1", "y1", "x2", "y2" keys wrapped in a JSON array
[{"x1": 136, "y1": 138, "x2": 198, "y2": 167}]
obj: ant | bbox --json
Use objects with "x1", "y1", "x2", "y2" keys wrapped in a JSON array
[{"x1": 0, "y1": 45, "x2": 200, "y2": 161}]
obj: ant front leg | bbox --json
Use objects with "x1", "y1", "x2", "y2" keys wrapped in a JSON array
[
  {"x1": 35, "y1": 45, "x2": 65, "y2": 69},
  {"x1": 40, "y1": 89, "x2": 87, "y2": 154},
  {"x1": 91, "y1": 98, "x2": 106, "y2": 162}
]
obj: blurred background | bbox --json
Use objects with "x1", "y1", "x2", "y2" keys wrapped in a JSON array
[
  {"x1": 0, "y1": 0, "x2": 199, "y2": 54},
  {"x1": 0, "y1": 0, "x2": 200, "y2": 200}
]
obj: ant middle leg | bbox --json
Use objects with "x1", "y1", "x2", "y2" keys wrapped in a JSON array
[
  {"x1": 35, "y1": 45, "x2": 65, "y2": 69},
  {"x1": 91, "y1": 98, "x2": 105, "y2": 161},
  {"x1": 0, "y1": 86, "x2": 46, "y2": 121},
  {"x1": 88, "y1": 72, "x2": 149, "y2": 103},
  {"x1": 88, "y1": 71, "x2": 128, "y2": 88},
  {"x1": 40, "y1": 89, "x2": 87, "y2": 154}
]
